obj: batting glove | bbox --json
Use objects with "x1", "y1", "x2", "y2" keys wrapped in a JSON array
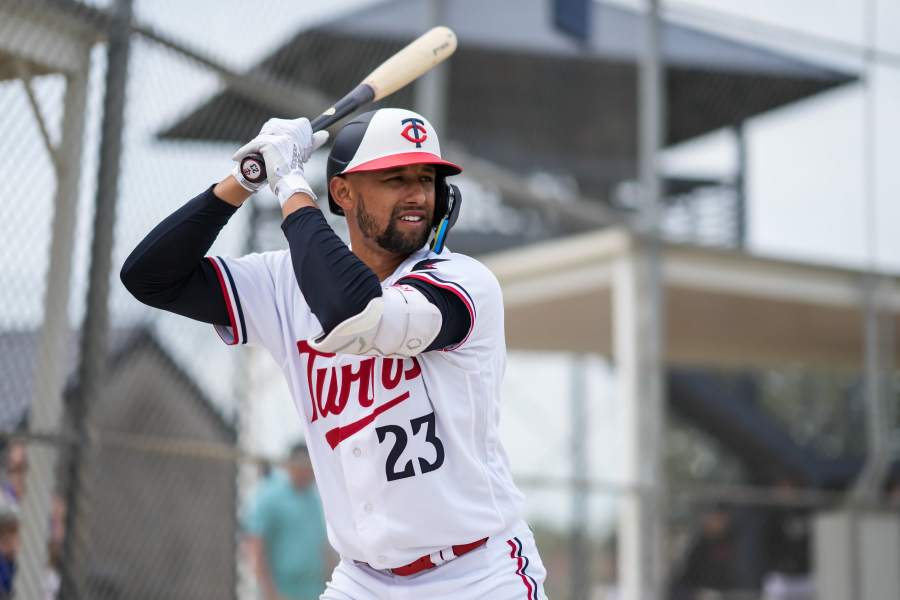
[
  {"x1": 230, "y1": 162, "x2": 264, "y2": 193},
  {"x1": 231, "y1": 117, "x2": 329, "y2": 205}
]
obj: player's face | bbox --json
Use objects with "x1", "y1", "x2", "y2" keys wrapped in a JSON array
[{"x1": 346, "y1": 164, "x2": 436, "y2": 255}]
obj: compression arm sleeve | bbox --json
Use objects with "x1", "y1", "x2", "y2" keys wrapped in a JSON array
[
  {"x1": 280, "y1": 207, "x2": 383, "y2": 333},
  {"x1": 280, "y1": 207, "x2": 470, "y2": 350},
  {"x1": 119, "y1": 185, "x2": 235, "y2": 325}
]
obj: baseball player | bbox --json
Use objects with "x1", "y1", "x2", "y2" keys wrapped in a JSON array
[{"x1": 121, "y1": 108, "x2": 547, "y2": 599}]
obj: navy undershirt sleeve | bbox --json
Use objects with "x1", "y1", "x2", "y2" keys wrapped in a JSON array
[
  {"x1": 280, "y1": 207, "x2": 470, "y2": 349},
  {"x1": 120, "y1": 185, "x2": 235, "y2": 325},
  {"x1": 280, "y1": 207, "x2": 383, "y2": 333}
]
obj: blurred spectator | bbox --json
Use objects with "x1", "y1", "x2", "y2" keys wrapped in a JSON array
[
  {"x1": 0, "y1": 441, "x2": 24, "y2": 600},
  {"x1": 242, "y1": 442, "x2": 327, "y2": 600},
  {"x1": 1, "y1": 442, "x2": 26, "y2": 504},
  {"x1": 671, "y1": 505, "x2": 738, "y2": 600},
  {"x1": 1, "y1": 441, "x2": 67, "y2": 600},
  {"x1": 761, "y1": 479, "x2": 813, "y2": 600},
  {"x1": 42, "y1": 494, "x2": 67, "y2": 600},
  {"x1": 0, "y1": 496, "x2": 20, "y2": 600}
]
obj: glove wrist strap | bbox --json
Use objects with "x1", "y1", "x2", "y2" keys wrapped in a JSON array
[
  {"x1": 274, "y1": 171, "x2": 316, "y2": 206},
  {"x1": 231, "y1": 164, "x2": 263, "y2": 193}
]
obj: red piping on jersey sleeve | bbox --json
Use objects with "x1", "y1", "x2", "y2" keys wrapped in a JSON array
[
  {"x1": 206, "y1": 257, "x2": 239, "y2": 345},
  {"x1": 399, "y1": 273, "x2": 475, "y2": 350}
]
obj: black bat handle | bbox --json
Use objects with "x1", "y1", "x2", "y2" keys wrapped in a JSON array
[{"x1": 239, "y1": 84, "x2": 375, "y2": 185}]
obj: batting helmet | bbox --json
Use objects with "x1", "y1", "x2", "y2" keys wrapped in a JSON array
[{"x1": 326, "y1": 108, "x2": 463, "y2": 253}]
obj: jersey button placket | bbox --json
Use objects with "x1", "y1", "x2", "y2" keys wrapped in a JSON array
[{"x1": 352, "y1": 447, "x2": 362, "y2": 457}]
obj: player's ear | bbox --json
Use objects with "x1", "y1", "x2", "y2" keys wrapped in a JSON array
[{"x1": 330, "y1": 176, "x2": 353, "y2": 213}]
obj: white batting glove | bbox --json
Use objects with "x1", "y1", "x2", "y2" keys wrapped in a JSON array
[
  {"x1": 230, "y1": 162, "x2": 264, "y2": 193},
  {"x1": 231, "y1": 117, "x2": 329, "y2": 205}
]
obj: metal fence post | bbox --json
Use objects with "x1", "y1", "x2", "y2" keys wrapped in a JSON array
[
  {"x1": 60, "y1": 1, "x2": 133, "y2": 597},
  {"x1": 12, "y1": 41, "x2": 92, "y2": 600},
  {"x1": 570, "y1": 354, "x2": 590, "y2": 600},
  {"x1": 617, "y1": 1, "x2": 668, "y2": 599}
]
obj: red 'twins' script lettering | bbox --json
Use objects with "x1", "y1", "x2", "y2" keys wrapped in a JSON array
[{"x1": 297, "y1": 340, "x2": 422, "y2": 423}]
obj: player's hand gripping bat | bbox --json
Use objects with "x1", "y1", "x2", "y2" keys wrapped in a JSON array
[{"x1": 239, "y1": 26, "x2": 458, "y2": 185}]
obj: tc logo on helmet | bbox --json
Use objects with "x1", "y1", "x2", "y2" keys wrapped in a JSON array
[{"x1": 400, "y1": 118, "x2": 428, "y2": 148}]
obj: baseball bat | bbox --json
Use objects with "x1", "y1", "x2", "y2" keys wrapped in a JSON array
[{"x1": 239, "y1": 26, "x2": 458, "y2": 184}]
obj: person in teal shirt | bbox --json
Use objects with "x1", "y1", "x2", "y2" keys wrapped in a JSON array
[{"x1": 243, "y1": 443, "x2": 327, "y2": 600}]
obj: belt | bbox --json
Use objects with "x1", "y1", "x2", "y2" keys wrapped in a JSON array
[{"x1": 388, "y1": 537, "x2": 489, "y2": 576}]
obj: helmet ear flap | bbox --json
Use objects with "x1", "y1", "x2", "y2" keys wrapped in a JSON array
[
  {"x1": 429, "y1": 179, "x2": 462, "y2": 254},
  {"x1": 433, "y1": 175, "x2": 448, "y2": 227},
  {"x1": 445, "y1": 184, "x2": 462, "y2": 229}
]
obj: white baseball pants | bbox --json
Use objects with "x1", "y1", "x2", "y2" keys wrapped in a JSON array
[{"x1": 320, "y1": 520, "x2": 548, "y2": 600}]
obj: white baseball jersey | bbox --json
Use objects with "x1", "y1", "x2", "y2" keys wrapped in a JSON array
[{"x1": 207, "y1": 245, "x2": 525, "y2": 569}]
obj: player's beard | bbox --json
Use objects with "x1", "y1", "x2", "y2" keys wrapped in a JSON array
[{"x1": 355, "y1": 194, "x2": 431, "y2": 255}]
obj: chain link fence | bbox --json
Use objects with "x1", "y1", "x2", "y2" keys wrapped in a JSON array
[{"x1": 1, "y1": 1, "x2": 898, "y2": 599}]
